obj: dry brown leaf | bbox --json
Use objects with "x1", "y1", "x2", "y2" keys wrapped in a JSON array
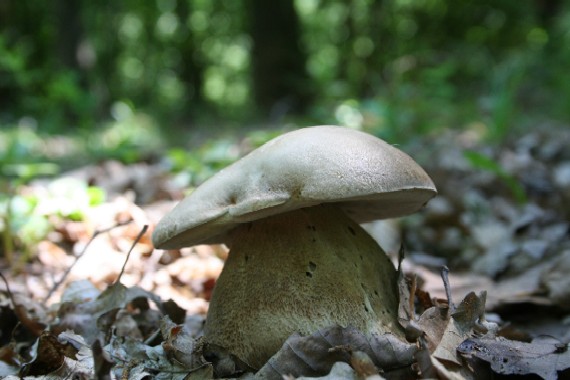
[
  {"x1": 432, "y1": 292, "x2": 489, "y2": 365},
  {"x1": 457, "y1": 337, "x2": 570, "y2": 380},
  {"x1": 104, "y1": 321, "x2": 213, "y2": 380},
  {"x1": 254, "y1": 325, "x2": 417, "y2": 380},
  {"x1": 16, "y1": 331, "x2": 92, "y2": 379},
  {"x1": 416, "y1": 306, "x2": 449, "y2": 353},
  {"x1": 294, "y1": 361, "x2": 386, "y2": 380},
  {"x1": 432, "y1": 318, "x2": 469, "y2": 366},
  {"x1": 160, "y1": 316, "x2": 206, "y2": 369},
  {"x1": 19, "y1": 331, "x2": 67, "y2": 377},
  {"x1": 430, "y1": 356, "x2": 473, "y2": 380},
  {"x1": 350, "y1": 350, "x2": 379, "y2": 377}
]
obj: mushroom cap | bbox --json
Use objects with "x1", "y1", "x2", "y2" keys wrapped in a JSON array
[{"x1": 153, "y1": 125, "x2": 437, "y2": 249}]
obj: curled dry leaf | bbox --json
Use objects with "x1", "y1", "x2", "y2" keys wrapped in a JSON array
[
  {"x1": 160, "y1": 316, "x2": 207, "y2": 370},
  {"x1": 432, "y1": 292, "x2": 490, "y2": 365},
  {"x1": 409, "y1": 291, "x2": 495, "y2": 379},
  {"x1": 12, "y1": 331, "x2": 92, "y2": 380},
  {"x1": 350, "y1": 350, "x2": 379, "y2": 377},
  {"x1": 19, "y1": 331, "x2": 68, "y2": 377},
  {"x1": 254, "y1": 324, "x2": 417, "y2": 380},
  {"x1": 415, "y1": 306, "x2": 448, "y2": 353}
]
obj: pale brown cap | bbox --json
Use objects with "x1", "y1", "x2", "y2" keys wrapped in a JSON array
[{"x1": 152, "y1": 126, "x2": 436, "y2": 249}]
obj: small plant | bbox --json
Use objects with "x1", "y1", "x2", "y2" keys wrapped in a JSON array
[
  {"x1": 165, "y1": 129, "x2": 285, "y2": 188},
  {"x1": 0, "y1": 178, "x2": 105, "y2": 266}
]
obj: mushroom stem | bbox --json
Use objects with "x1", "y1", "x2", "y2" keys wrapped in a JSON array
[{"x1": 204, "y1": 204, "x2": 404, "y2": 369}]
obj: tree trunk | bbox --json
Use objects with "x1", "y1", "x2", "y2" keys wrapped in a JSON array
[
  {"x1": 247, "y1": 0, "x2": 312, "y2": 118},
  {"x1": 176, "y1": 0, "x2": 204, "y2": 108},
  {"x1": 57, "y1": 0, "x2": 83, "y2": 71}
]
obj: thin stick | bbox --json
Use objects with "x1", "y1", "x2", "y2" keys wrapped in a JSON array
[
  {"x1": 397, "y1": 243, "x2": 405, "y2": 272},
  {"x1": 1, "y1": 272, "x2": 45, "y2": 336},
  {"x1": 408, "y1": 274, "x2": 417, "y2": 318},
  {"x1": 440, "y1": 265, "x2": 454, "y2": 313},
  {"x1": 43, "y1": 219, "x2": 133, "y2": 303},
  {"x1": 115, "y1": 225, "x2": 148, "y2": 285},
  {"x1": 1, "y1": 272, "x2": 16, "y2": 307}
]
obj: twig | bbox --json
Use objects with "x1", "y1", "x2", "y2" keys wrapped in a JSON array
[
  {"x1": 43, "y1": 219, "x2": 133, "y2": 303},
  {"x1": 0, "y1": 272, "x2": 16, "y2": 309},
  {"x1": 3, "y1": 197, "x2": 15, "y2": 266},
  {"x1": 409, "y1": 274, "x2": 417, "y2": 317},
  {"x1": 114, "y1": 224, "x2": 148, "y2": 285},
  {"x1": 0, "y1": 272, "x2": 45, "y2": 336},
  {"x1": 440, "y1": 265, "x2": 454, "y2": 313},
  {"x1": 397, "y1": 242, "x2": 405, "y2": 272}
]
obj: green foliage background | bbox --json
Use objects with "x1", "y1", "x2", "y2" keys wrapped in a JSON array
[{"x1": 1, "y1": 0, "x2": 569, "y2": 152}]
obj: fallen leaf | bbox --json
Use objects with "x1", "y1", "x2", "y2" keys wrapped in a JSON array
[
  {"x1": 17, "y1": 330, "x2": 92, "y2": 379},
  {"x1": 104, "y1": 331, "x2": 213, "y2": 380},
  {"x1": 295, "y1": 361, "x2": 385, "y2": 380},
  {"x1": 432, "y1": 292, "x2": 489, "y2": 365},
  {"x1": 457, "y1": 337, "x2": 570, "y2": 380},
  {"x1": 160, "y1": 316, "x2": 206, "y2": 369},
  {"x1": 254, "y1": 325, "x2": 417, "y2": 379},
  {"x1": 350, "y1": 350, "x2": 379, "y2": 377}
]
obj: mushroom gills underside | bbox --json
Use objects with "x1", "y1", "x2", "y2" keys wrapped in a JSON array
[{"x1": 204, "y1": 204, "x2": 403, "y2": 370}]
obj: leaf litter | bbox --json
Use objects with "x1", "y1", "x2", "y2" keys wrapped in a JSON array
[{"x1": 1, "y1": 127, "x2": 570, "y2": 378}]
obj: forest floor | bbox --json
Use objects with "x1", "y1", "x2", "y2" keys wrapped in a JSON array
[{"x1": 1, "y1": 125, "x2": 569, "y2": 379}]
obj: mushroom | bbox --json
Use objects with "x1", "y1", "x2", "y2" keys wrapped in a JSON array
[{"x1": 152, "y1": 125, "x2": 436, "y2": 370}]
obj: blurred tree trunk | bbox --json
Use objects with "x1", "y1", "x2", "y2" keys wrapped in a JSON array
[
  {"x1": 0, "y1": 0, "x2": 15, "y2": 109},
  {"x1": 535, "y1": 0, "x2": 561, "y2": 25},
  {"x1": 85, "y1": 0, "x2": 121, "y2": 118},
  {"x1": 57, "y1": 0, "x2": 83, "y2": 71},
  {"x1": 176, "y1": 0, "x2": 204, "y2": 108},
  {"x1": 247, "y1": 0, "x2": 312, "y2": 118}
]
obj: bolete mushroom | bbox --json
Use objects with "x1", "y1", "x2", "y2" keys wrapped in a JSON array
[{"x1": 152, "y1": 125, "x2": 436, "y2": 370}]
